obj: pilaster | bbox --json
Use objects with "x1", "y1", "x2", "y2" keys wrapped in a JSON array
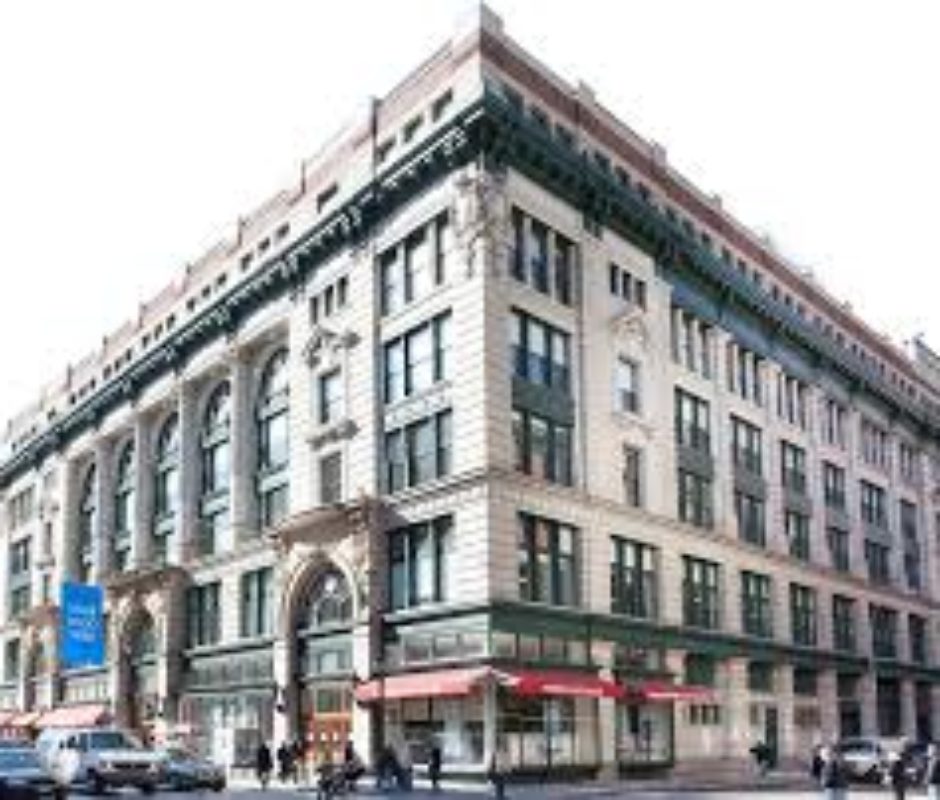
[
  {"x1": 132, "y1": 417, "x2": 153, "y2": 568},
  {"x1": 230, "y1": 354, "x2": 255, "y2": 547},
  {"x1": 176, "y1": 385, "x2": 199, "y2": 564},
  {"x1": 93, "y1": 438, "x2": 114, "y2": 582}
]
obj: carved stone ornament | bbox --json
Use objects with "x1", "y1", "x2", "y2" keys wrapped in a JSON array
[
  {"x1": 309, "y1": 418, "x2": 359, "y2": 451},
  {"x1": 303, "y1": 326, "x2": 359, "y2": 371},
  {"x1": 610, "y1": 306, "x2": 650, "y2": 351},
  {"x1": 454, "y1": 167, "x2": 509, "y2": 277}
]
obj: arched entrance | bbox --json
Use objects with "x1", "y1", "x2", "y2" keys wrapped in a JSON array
[
  {"x1": 123, "y1": 612, "x2": 158, "y2": 741},
  {"x1": 293, "y1": 566, "x2": 355, "y2": 764}
]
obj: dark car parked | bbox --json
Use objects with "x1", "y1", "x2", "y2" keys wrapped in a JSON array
[{"x1": 0, "y1": 747, "x2": 59, "y2": 798}]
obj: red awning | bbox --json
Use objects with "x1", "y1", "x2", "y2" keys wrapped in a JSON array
[
  {"x1": 497, "y1": 669, "x2": 626, "y2": 699},
  {"x1": 8, "y1": 711, "x2": 41, "y2": 728},
  {"x1": 627, "y1": 681, "x2": 714, "y2": 703},
  {"x1": 355, "y1": 667, "x2": 492, "y2": 703},
  {"x1": 36, "y1": 704, "x2": 110, "y2": 729}
]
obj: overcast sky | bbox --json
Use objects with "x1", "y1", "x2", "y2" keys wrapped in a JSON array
[{"x1": 1, "y1": 1, "x2": 938, "y2": 428}]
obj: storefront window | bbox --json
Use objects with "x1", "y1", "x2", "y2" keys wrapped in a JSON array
[
  {"x1": 616, "y1": 702, "x2": 672, "y2": 764},
  {"x1": 499, "y1": 692, "x2": 598, "y2": 769},
  {"x1": 384, "y1": 696, "x2": 484, "y2": 766}
]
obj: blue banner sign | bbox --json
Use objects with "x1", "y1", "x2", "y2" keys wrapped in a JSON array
[{"x1": 60, "y1": 583, "x2": 105, "y2": 668}]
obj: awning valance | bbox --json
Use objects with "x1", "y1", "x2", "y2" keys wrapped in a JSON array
[
  {"x1": 36, "y1": 703, "x2": 110, "y2": 729},
  {"x1": 355, "y1": 667, "x2": 491, "y2": 703},
  {"x1": 355, "y1": 666, "x2": 626, "y2": 703},
  {"x1": 8, "y1": 711, "x2": 41, "y2": 728},
  {"x1": 496, "y1": 669, "x2": 625, "y2": 699},
  {"x1": 626, "y1": 681, "x2": 713, "y2": 703}
]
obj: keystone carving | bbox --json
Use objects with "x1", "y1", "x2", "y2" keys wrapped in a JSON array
[
  {"x1": 454, "y1": 166, "x2": 509, "y2": 277},
  {"x1": 303, "y1": 326, "x2": 359, "y2": 371}
]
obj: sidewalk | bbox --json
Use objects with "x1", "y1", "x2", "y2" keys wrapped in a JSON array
[{"x1": 227, "y1": 767, "x2": 814, "y2": 796}]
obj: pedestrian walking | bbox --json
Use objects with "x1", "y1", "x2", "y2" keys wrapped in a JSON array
[
  {"x1": 927, "y1": 743, "x2": 940, "y2": 800},
  {"x1": 277, "y1": 740, "x2": 293, "y2": 784},
  {"x1": 890, "y1": 749, "x2": 910, "y2": 800},
  {"x1": 255, "y1": 741, "x2": 273, "y2": 790},
  {"x1": 810, "y1": 743, "x2": 824, "y2": 783},
  {"x1": 819, "y1": 746, "x2": 848, "y2": 800},
  {"x1": 428, "y1": 740, "x2": 443, "y2": 791},
  {"x1": 749, "y1": 740, "x2": 770, "y2": 777}
]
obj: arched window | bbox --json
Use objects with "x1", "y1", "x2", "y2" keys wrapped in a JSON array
[
  {"x1": 153, "y1": 414, "x2": 179, "y2": 563},
  {"x1": 256, "y1": 349, "x2": 289, "y2": 528},
  {"x1": 78, "y1": 464, "x2": 97, "y2": 582},
  {"x1": 301, "y1": 569, "x2": 353, "y2": 630},
  {"x1": 128, "y1": 615, "x2": 156, "y2": 660},
  {"x1": 113, "y1": 440, "x2": 135, "y2": 572},
  {"x1": 200, "y1": 382, "x2": 231, "y2": 557}
]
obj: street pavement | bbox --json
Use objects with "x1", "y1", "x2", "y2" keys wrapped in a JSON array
[{"x1": 123, "y1": 785, "x2": 933, "y2": 799}]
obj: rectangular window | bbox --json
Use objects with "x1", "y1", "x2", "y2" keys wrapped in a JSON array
[
  {"x1": 832, "y1": 595, "x2": 856, "y2": 653},
  {"x1": 909, "y1": 614, "x2": 928, "y2": 664},
  {"x1": 790, "y1": 583, "x2": 818, "y2": 646},
  {"x1": 510, "y1": 309, "x2": 570, "y2": 392},
  {"x1": 726, "y1": 342, "x2": 763, "y2": 405},
  {"x1": 780, "y1": 441, "x2": 807, "y2": 494},
  {"x1": 610, "y1": 537, "x2": 657, "y2": 619},
  {"x1": 828, "y1": 527, "x2": 851, "y2": 573},
  {"x1": 860, "y1": 481, "x2": 888, "y2": 530},
  {"x1": 786, "y1": 511, "x2": 810, "y2": 561},
  {"x1": 240, "y1": 567, "x2": 274, "y2": 638},
  {"x1": 870, "y1": 605, "x2": 898, "y2": 659},
  {"x1": 615, "y1": 357, "x2": 640, "y2": 414},
  {"x1": 735, "y1": 492, "x2": 765, "y2": 547},
  {"x1": 319, "y1": 452, "x2": 342, "y2": 505},
  {"x1": 822, "y1": 398, "x2": 847, "y2": 448},
  {"x1": 861, "y1": 418, "x2": 891, "y2": 471},
  {"x1": 379, "y1": 212, "x2": 450, "y2": 315},
  {"x1": 777, "y1": 373, "x2": 808, "y2": 429},
  {"x1": 383, "y1": 311, "x2": 451, "y2": 403},
  {"x1": 623, "y1": 446, "x2": 643, "y2": 508},
  {"x1": 741, "y1": 571, "x2": 772, "y2": 638},
  {"x1": 518, "y1": 513, "x2": 580, "y2": 607},
  {"x1": 682, "y1": 556, "x2": 720, "y2": 630},
  {"x1": 511, "y1": 207, "x2": 575, "y2": 305},
  {"x1": 731, "y1": 416, "x2": 762, "y2": 475},
  {"x1": 865, "y1": 540, "x2": 891, "y2": 585},
  {"x1": 383, "y1": 410, "x2": 453, "y2": 492},
  {"x1": 823, "y1": 462, "x2": 846, "y2": 509},
  {"x1": 4, "y1": 640, "x2": 20, "y2": 681},
  {"x1": 186, "y1": 582, "x2": 220, "y2": 647},
  {"x1": 670, "y1": 307, "x2": 712, "y2": 378},
  {"x1": 388, "y1": 516, "x2": 452, "y2": 611},
  {"x1": 748, "y1": 661, "x2": 775, "y2": 693},
  {"x1": 794, "y1": 668, "x2": 818, "y2": 697},
  {"x1": 675, "y1": 388, "x2": 710, "y2": 452},
  {"x1": 901, "y1": 500, "x2": 922, "y2": 591},
  {"x1": 678, "y1": 470, "x2": 712, "y2": 528},
  {"x1": 899, "y1": 442, "x2": 919, "y2": 484},
  {"x1": 7, "y1": 487, "x2": 35, "y2": 530},
  {"x1": 318, "y1": 369, "x2": 343, "y2": 425},
  {"x1": 512, "y1": 409, "x2": 573, "y2": 486}
]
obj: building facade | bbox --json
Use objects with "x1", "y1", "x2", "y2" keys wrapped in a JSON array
[{"x1": 2, "y1": 4, "x2": 940, "y2": 779}]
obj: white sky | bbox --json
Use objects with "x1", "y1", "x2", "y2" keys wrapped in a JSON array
[{"x1": 1, "y1": 1, "x2": 938, "y2": 428}]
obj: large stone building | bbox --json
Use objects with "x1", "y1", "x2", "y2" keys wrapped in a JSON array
[{"x1": 2, "y1": 3, "x2": 940, "y2": 780}]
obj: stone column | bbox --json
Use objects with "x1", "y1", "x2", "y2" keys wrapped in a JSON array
[
  {"x1": 859, "y1": 672, "x2": 878, "y2": 736},
  {"x1": 597, "y1": 661, "x2": 618, "y2": 778},
  {"x1": 351, "y1": 624, "x2": 375, "y2": 766},
  {"x1": 229, "y1": 353, "x2": 255, "y2": 548},
  {"x1": 176, "y1": 384, "x2": 199, "y2": 565},
  {"x1": 900, "y1": 678, "x2": 917, "y2": 738},
  {"x1": 132, "y1": 416, "x2": 153, "y2": 568},
  {"x1": 930, "y1": 685, "x2": 940, "y2": 742},
  {"x1": 271, "y1": 638, "x2": 291, "y2": 747},
  {"x1": 818, "y1": 669, "x2": 839, "y2": 742},
  {"x1": 724, "y1": 657, "x2": 750, "y2": 759},
  {"x1": 93, "y1": 438, "x2": 115, "y2": 582},
  {"x1": 57, "y1": 459, "x2": 80, "y2": 583},
  {"x1": 776, "y1": 663, "x2": 795, "y2": 762}
]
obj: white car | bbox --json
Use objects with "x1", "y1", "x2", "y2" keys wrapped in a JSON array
[{"x1": 36, "y1": 727, "x2": 164, "y2": 794}]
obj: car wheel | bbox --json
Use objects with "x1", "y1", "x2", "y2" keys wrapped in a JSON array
[
  {"x1": 89, "y1": 771, "x2": 106, "y2": 795},
  {"x1": 140, "y1": 781, "x2": 156, "y2": 795},
  {"x1": 212, "y1": 779, "x2": 226, "y2": 792}
]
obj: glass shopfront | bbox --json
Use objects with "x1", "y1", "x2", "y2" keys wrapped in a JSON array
[
  {"x1": 615, "y1": 701, "x2": 672, "y2": 765},
  {"x1": 498, "y1": 692, "x2": 598, "y2": 770},
  {"x1": 384, "y1": 695, "x2": 484, "y2": 766}
]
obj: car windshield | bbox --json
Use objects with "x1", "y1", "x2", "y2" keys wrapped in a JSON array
[
  {"x1": 0, "y1": 749, "x2": 40, "y2": 769},
  {"x1": 89, "y1": 732, "x2": 137, "y2": 751}
]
